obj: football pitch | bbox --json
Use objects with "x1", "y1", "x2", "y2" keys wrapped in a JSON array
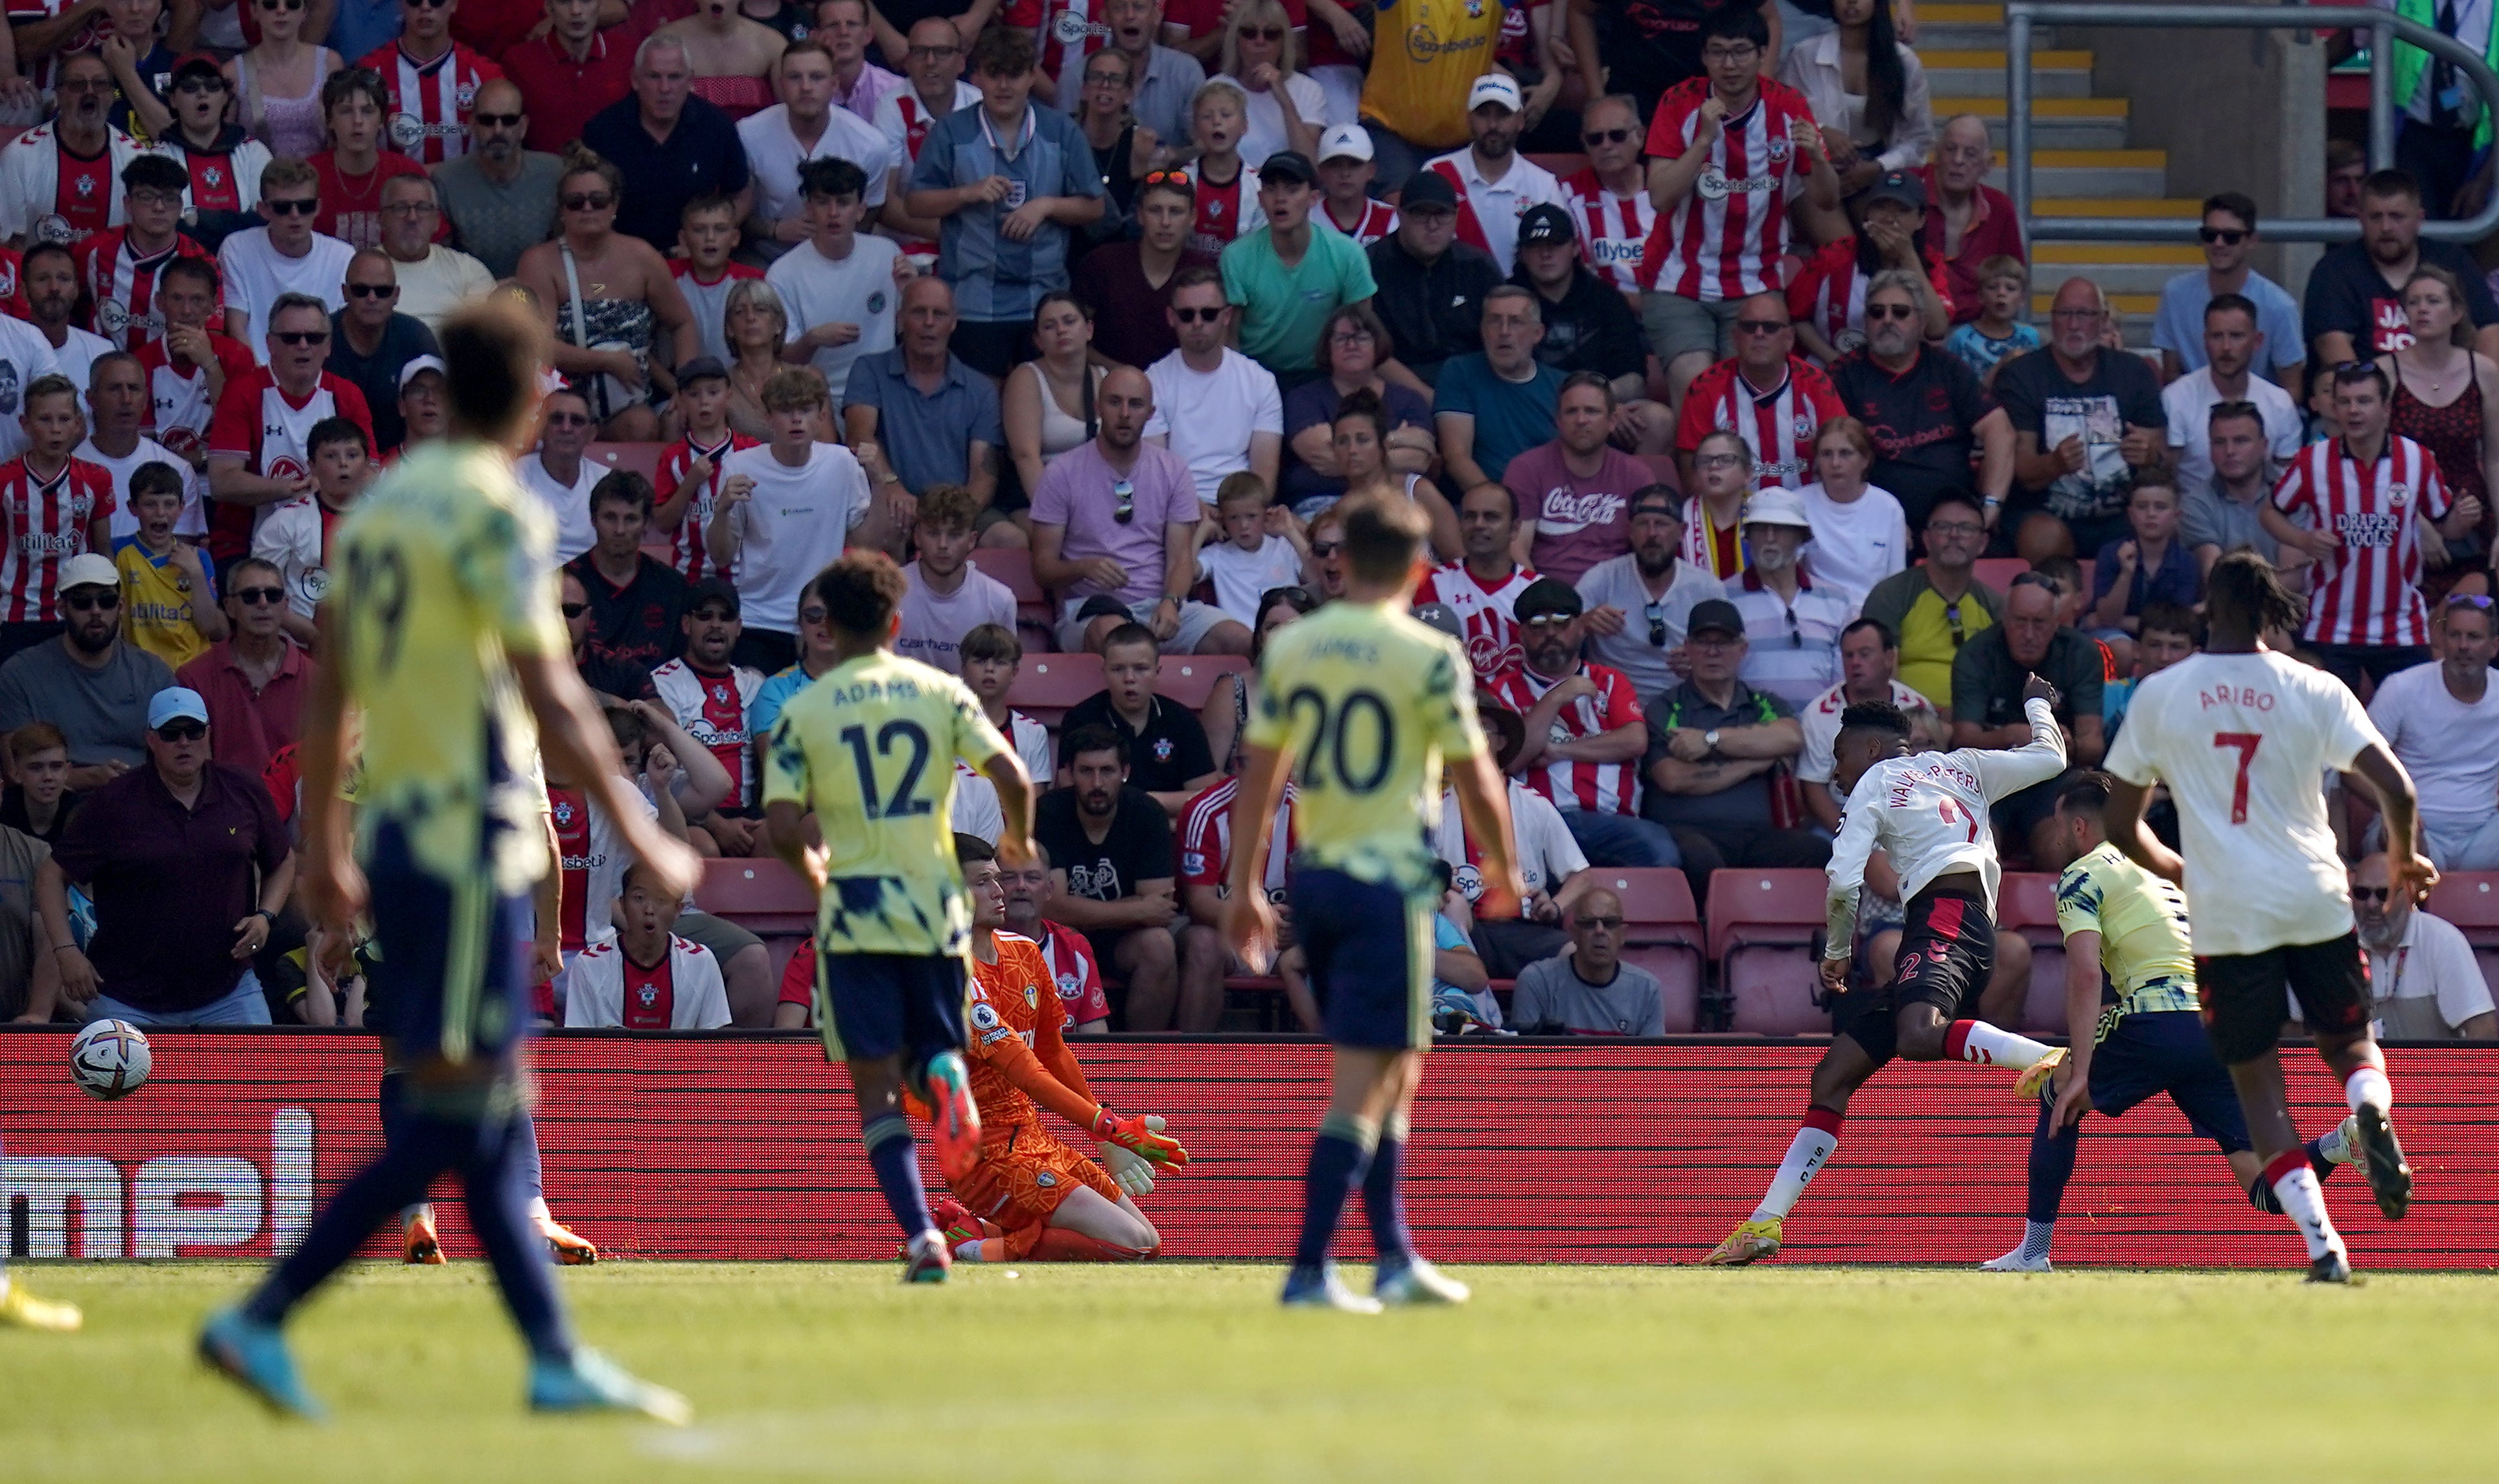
[{"x1": 8, "y1": 1260, "x2": 2498, "y2": 1483}]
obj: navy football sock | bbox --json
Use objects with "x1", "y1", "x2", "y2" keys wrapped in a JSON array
[
  {"x1": 2025, "y1": 1091, "x2": 2081, "y2": 1224},
  {"x1": 1361, "y1": 1115, "x2": 1412, "y2": 1266},
  {"x1": 510, "y1": 1107, "x2": 546, "y2": 1207},
  {"x1": 1292, "y1": 1113, "x2": 1377, "y2": 1273},
  {"x1": 863, "y1": 1113, "x2": 935, "y2": 1241},
  {"x1": 461, "y1": 1113, "x2": 574, "y2": 1359}
]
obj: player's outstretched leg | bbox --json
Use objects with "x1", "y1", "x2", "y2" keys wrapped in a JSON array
[
  {"x1": 0, "y1": 1133, "x2": 79, "y2": 1332},
  {"x1": 1937, "y1": 1018, "x2": 2067, "y2": 1098},
  {"x1": 1706, "y1": 1037, "x2": 1879, "y2": 1266},
  {"x1": 509, "y1": 1109, "x2": 598, "y2": 1265},
  {"x1": 2319, "y1": 1045, "x2": 2410, "y2": 1221},
  {"x1": 1986, "y1": 1091, "x2": 2076, "y2": 1272}
]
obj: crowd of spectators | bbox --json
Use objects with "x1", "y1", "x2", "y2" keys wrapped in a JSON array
[{"x1": 0, "y1": 0, "x2": 2491, "y2": 1039}]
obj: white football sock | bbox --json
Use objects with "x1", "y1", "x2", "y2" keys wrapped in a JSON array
[
  {"x1": 528, "y1": 1196, "x2": 552, "y2": 1224},
  {"x1": 2270, "y1": 1165, "x2": 2344, "y2": 1263},
  {"x1": 1751, "y1": 1119, "x2": 1841, "y2": 1223},
  {"x1": 2314, "y1": 1122, "x2": 2353, "y2": 1165},
  {"x1": 1951, "y1": 1019, "x2": 2054, "y2": 1069},
  {"x1": 2345, "y1": 1067, "x2": 2392, "y2": 1116}
]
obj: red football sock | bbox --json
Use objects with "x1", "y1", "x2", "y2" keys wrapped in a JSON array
[{"x1": 1031, "y1": 1228, "x2": 1150, "y2": 1262}]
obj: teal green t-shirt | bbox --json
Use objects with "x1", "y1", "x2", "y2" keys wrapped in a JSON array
[
  {"x1": 1220, "y1": 225, "x2": 1378, "y2": 372},
  {"x1": 1434, "y1": 353, "x2": 1564, "y2": 484}
]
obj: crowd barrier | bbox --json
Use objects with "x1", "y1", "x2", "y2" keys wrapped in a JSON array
[{"x1": 4, "y1": 1032, "x2": 2492, "y2": 1269}]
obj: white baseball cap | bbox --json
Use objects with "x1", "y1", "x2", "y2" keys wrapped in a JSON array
[
  {"x1": 1742, "y1": 487, "x2": 1812, "y2": 529},
  {"x1": 1468, "y1": 73, "x2": 1524, "y2": 113},
  {"x1": 1317, "y1": 122, "x2": 1373, "y2": 163},
  {"x1": 56, "y1": 552, "x2": 117, "y2": 596},
  {"x1": 399, "y1": 353, "x2": 447, "y2": 391}
]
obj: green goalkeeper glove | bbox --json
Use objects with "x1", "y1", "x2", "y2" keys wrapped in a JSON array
[{"x1": 1091, "y1": 1108, "x2": 1189, "y2": 1168}]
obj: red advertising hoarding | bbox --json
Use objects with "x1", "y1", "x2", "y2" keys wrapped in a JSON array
[{"x1": 5, "y1": 1032, "x2": 2492, "y2": 1268}]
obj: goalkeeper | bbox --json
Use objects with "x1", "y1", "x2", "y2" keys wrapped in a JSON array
[{"x1": 922, "y1": 833, "x2": 1188, "y2": 1262}]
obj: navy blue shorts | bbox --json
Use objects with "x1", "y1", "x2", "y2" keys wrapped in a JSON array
[
  {"x1": 2088, "y1": 1008, "x2": 2251, "y2": 1152},
  {"x1": 1292, "y1": 866, "x2": 1434, "y2": 1050},
  {"x1": 814, "y1": 949, "x2": 970, "y2": 1070},
  {"x1": 363, "y1": 818, "x2": 535, "y2": 1067}
]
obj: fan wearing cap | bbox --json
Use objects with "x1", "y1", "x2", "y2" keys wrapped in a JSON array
[
  {"x1": 1312, "y1": 123, "x2": 1397, "y2": 246},
  {"x1": 1216, "y1": 149, "x2": 1377, "y2": 375},
  {"x1": 1636, "y1": 596, "x2": 1829, "y2": 902},
  {"x1": 391, "y1": 353, "x2": 448, "y2": 453},
  {"x1": 0, "y1": 553, "x2": 176, "y2": 787},
  {"x1": 1483, "y1": 575, "x2": 1684, "y2": 869},
  {"x1": 1724, "y1": 484, "x2": 1859, "y2": 709},
  {"x1": 1574, "y1": 481, "x2": 1727, "y2": 704},
  {"x1": 1509, "y1": 202, "x2": 1669, "y2": 454},
  {"x1": 72, "y1": 155, "x2": 216, "y2": 354},
  {"x1": 40, "y1": 684, "x2": 292, "y2": 1027},
  {"x1": 1416, "y1": 74, "x2": 1568, "y2": 279},
  {"x1": 1362, "y1": 167, "x2": 1502, "y2": 390},
  {"x1": 1785, "y1": 168, "x2": 1953, "y2": 365}
]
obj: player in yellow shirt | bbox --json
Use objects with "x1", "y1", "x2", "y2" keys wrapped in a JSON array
[
  {"x1": 761, "y1": 551, "x2": 1040, "y2": 1284},
  {"x1": 1983, "y1": 774, "x2": 2356, "y2": 1272},
  {"x1": 201, "y1": 299, "x2": 699, "y2": 1424},
  {"x1": 1224, "y1": 492, "x2": 1523, "y2": 1312}
]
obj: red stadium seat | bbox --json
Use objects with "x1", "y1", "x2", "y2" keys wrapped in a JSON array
[
  {"x1": 1706, "y1": 869, "x2": 1830, "y2": 1036},
  {"x1": 1526, "y1": 152, "x2": 1589, "y2": 179},
  {"x1": 1008, "y1": 652, "x2": 1103, "y2": 728},
  {"x1": 1972, "y1": 557, "x2": 2030, "y2": 593},
  {"x1": 1588, "y1": 868, "x2": 1703, "y2": 1032},
  {"x1": 1995, "y1": 871, "x2": 2071, "y2": 1035},
  {"x1": 695, "y1": 859, "x2": 815, "y2": 936},
  {"x1": 970, "y1": 547, "x2": 1046, "y2": 604},
  {"x1": 587, "y1": 441, "x2": 665, "y2": 485},
  {"x1": 1158, "y1": 656, "x2": 1248, "y2": 710},
  {"x1": 2426, "y1": 873, "x2": 2499, "y2": 999}
]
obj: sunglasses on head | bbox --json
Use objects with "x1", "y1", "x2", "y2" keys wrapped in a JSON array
[
  {"x1": 2198, "y1": 226, "x2": 2248, "y2": 246},
  {"x1": 1581, "y1": 127, "x2": 1632, "y2": 146},
  {"x1": 2444, "y1": 592, "x2": 2494, "y2": 610},
  {"x1": 155, "y1": 719, "x2": 207, "y2": 741},
  {"x1": 1170, "y1": 306, "x2": 1224, "y2": 324},
  {"x1": 272, "y1": 329, "x2": 329, "y2": 345},
  {"x1": 1140, "y1": 168, "x2": 1192, "y2": 189},
  {"x1": 471, "y1": 111, "x2": 523, "y2": 127},
  {"x1": 1259, "y1": 585, "x2": 1312, "y2": 610},
  {"x1": 563, "y1": 192, "x2": 615, "y2": 212},
  {"x1": 344, "y1": 282, "x2": 396, "y2": 298},
  {"x1": 235, "y1": 585, "x2": 286, "y2": 606},
  {"x1": 64, "y1": 588, "x2": 119, "y2": 612},
  {"x1": 264, "y1": 196, "x2": 320, "y2": 215}
]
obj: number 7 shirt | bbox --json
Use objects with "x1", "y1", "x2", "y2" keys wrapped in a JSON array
[{"x1": 2104, "y1": 649, "x2": 2384, "y2": 958}]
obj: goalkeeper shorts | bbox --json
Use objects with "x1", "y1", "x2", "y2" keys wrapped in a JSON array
[{"x1": 955, "y1": 1122, "x2": 1121, "y2": 1233}]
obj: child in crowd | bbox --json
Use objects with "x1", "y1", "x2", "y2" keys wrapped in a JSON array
[
  {"x1": 112, "y1": 460, "x2": 225, "y2": 669},
  {"x1": 655, "y1": 358, "x2": 758, "y2": 583},
  {"x1": 1942, "y1": 256, "x2": 2040, "y2": 386},
  {"x1": 673, "y1": 193, "x2": 763, "y2": 369},
  {"x1": 1183, "y1": 78, "x2": 1263, "y2": 257},
  {"x1": 253, "y1": 415, "x2": 371, "y2": 647},
  {"x1": 958, "y1": 620, "x2": 1056, "y2": 787},
  {"x1": 2088, "y1": 480, "x2": 2200, "y2": 663},
  {"x1": 0, "y1": 374, "x2": 111, "y2": 663},
  {"x1": 1197, "y1": 472, "x2": 1307, "y2": 625},
  {"x1": 2103, "y1": 599, "x2": 2202, "y2": 737}
]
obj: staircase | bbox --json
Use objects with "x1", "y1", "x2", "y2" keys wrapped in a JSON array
[{"x1": 1918, "y1": 1, "x2": 2191, "y2": 347}]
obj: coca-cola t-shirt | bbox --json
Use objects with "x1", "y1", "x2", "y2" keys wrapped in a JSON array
[
  {"x1": 1503, "y1": 441, "x2": 1655, "y2": 586},
  {"x1": 2301, "y1": 237, "x2": 2499, "y2": 356}
]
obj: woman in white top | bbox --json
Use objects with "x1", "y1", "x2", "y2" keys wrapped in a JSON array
[
  {"x1": 1777, "y1": 0, "x2": 1933, "y2": 196},
  {"x1": 1333, "y1": 388, "x2": 1458, "y2": 560},
  {"x1": 1798, "y1": 417, "x2": 1911, "y2": 597},
  {"x1": 1003, "y1": 290, "x2": 1110, "y2": 511},
  {"x1": 1202, "y1": 583, "x2": 1319, "y2": 776},
  {"x1": 1217, "y1": 0, "x2": 1327, "y2": 168},
  {"x1": 224, "y1": 0, "x2": 342, "y2": 163}
]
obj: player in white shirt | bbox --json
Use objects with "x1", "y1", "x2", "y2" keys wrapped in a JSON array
[
  {"x1": 2100, "y1": 553, "x2": 2431, "y2": 1282},
  {"x1": 1706, "y1": 684, "x2": 2071, "y2": 1266}
]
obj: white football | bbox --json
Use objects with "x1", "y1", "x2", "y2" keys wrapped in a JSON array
[{"x1": 69, "y1": 1019, "x2": 151, "y2": 1100}]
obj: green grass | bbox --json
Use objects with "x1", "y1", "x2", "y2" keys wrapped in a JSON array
[{"x1": 6, "y1": 1261, "x2": 2498, "y2": 1482}]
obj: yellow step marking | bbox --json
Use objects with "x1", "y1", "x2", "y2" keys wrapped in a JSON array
[
  {"x1": 2032, "y1": 197, "x2": 2202, "y2": 217},
  {"x1": 2034, "y1": 244, "x2": 2205, "y2": 264},
  {"x1": 1921, "y1": 48, "x2": 2094, "y2": 67}
]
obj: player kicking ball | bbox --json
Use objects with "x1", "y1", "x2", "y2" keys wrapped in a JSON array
[
  {"x1": 1983, "y1": 774, "x2": 2353, "y2": 1272},
  {"x1": 200, "y1": 300, "x2": 699, "y2": 1422},
  {"x1": 920, "y1": 834, "x2": 1188, "y2": 1263},
  {"x1": 1223, "y1": 493, "x2": 1524, "y2": 1312},
  {"x1": 2100, "y1": 554, "x2": 2428, "y2": 1282},
  {"x1": 1706, "y1": 686, "x2": 2071, "y2": 1266},
  {"x1": 761, "y1": 553, "x2": 1038, "y2": 1284}
]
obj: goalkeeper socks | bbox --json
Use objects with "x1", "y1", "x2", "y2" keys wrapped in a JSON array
[
  {"x1": 2264, "y1": 1150, "x2": 2343, "y2": 1264},
  {"x1": 1361, "y1": 1113, "x2": 1413, "y2": 1266},
  {"x1": 861, "y1": 1113, "x2": 935, "y2": 1241},
  {"x1": 1292, "y1": 1111, "x2": 1378, "y2": 1272},
  {"x1": 2344, "y1": 1067, "x2": 2392, "y2": 1116},
  {"x1": 1031, "y1": 1229, "x2": 1149, "y2": 1262},
  {"x1": 2023, "y1": 1089, "x2": 2081, "y2": 1223},
  {"x1": 1942, "y1": 1019, "x2": 2053, "y2": 1069},
  {"x1": 1750, "y1": 1108, "x2": 1842, "y2": 1223}
]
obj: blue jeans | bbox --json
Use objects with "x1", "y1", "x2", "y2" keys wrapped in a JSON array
[
  {"x1": 89, "y1": 971, "x2": 271, "y2": 1026},
  {"x1": 1362, "y1": 122, "x2": 1435, "y2": 194},
  {"x1": 1559, "y1": 809, "x2": 1683, "y2": 868}
]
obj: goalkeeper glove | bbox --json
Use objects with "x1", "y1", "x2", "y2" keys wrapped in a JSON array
[
  {"x1": 1100, "y1": 1120, "x2": 1163, "y2": 1196},
  {"x1": 1091, "y1": 1107, "x2": 1189, "y2": 1168}
]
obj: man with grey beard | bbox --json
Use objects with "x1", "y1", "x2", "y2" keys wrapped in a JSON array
[
  {"x1": 2336, "y1": 852, "x2": 2494, "y2": 1039},
  {"x1": 1574, "y1": 483, "x2": 1725, "y2": 706},
  {"x1": 432, "y1": 79, "x2": 564, "y2": 280},
  {"x1": 1826, "y1": 270, "x2": 2014, "y2": 535}
]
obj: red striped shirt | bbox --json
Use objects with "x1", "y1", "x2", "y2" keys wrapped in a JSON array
[
  {"x1": 1562, "y1": 167, "x2": 1655, "y2": 296},
  {"x1": 361, "y1": 41, "x2": 504, "y2": 165},
  {"x1": 73, "y1": 228, "x2": 215, "y2": 350},
  {"x1": 657, "y1": 430, "x2": 759, "y2": 582},
  {"x1": 1317, "y1": 196, "x2": 1399, "y2": 247},
  {"x1": 1673, "y1": 354, "x2": 1843, "y2": 489},
  {"x1": 1636, "y1": 78, "x2": 1816, "y2": 303},
  {"x1": 0, "y1": 455, "x2": 111, "y2": 621},
  {"x1": 1415, "y1": 560, "x2": 1538, "y2": 689},
  {"x1": 1186, "y1": 162, "x2": 1259, "y2": 257},
  {"x1": 1177, "y1": 775, "x2": 1297, "y2": 896},
  {"x1": 2270, "y1": 433, "x2": 2448, "y2": 649},
  {"x1": 1482, "y1": 660, "x2": 1644, "y2": 815}
]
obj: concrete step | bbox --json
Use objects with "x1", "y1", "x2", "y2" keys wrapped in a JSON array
[
  {"x1": 1923, "y1": 49, "x2": 2095, "y2": 97},
  {"x1": 1933, "y1": 96, "x2": 2130, "y2": 150},
  {"x1": 1916, "y1": 22, "x2": 2036, "y2": 48},
  {"x1": 1987, "y1": 148, "x2": 2167, "y2": 198},
  {"x1": 2031, "y1": 242, "x2": 2203, "y2": 296},
  {"x1": 2031, "y1": 195, "x2": 2202, "y2": 218}
]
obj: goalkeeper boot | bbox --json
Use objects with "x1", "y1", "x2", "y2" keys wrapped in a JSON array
[
  {"x1": 402, "y1": 1207, "x2": 444, "y2": 1265},
  {"x1": 929, "y1": 1197, "x2": 985, "y2": 1249},
  {"x1": 901, "y1": 1230, "x2": 952, "y2": 1284},
  {"x1": 1375, "y1": 1255, "x2": 1470, "y2": 1306},
  {"x1": 528, "y1": 1347, "x2": 692, "y2": 1424},
  {"x1": 2012, "y1": 1047, "x2": 2067, "y2": 1103},
  {"x1": 0, "y1": 1279, "x2": 80, "y2": 1331},
  {"x1": 539, "y1": 1216, "x2": 598, "y2": 1266},
  {"x1": 2350, "y1": 1104, "x2": 2412, "y2": 1222},
  {"x1": 922, "y1": 1052, "x2": 982, "y2": 1185},
  {"x1": 1280, "y1": 1263, "x2": 1382, "y2": 1314},
  {"x1": 199, "y1": 1308, "x2": 325, "y2": 1421},
  {"x1": 1701, "y1": 1217, "x2": 1782, "y2": 1267}
]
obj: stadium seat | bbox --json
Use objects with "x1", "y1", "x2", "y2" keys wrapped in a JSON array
[
  {"x1": 695, "y1": 859, "x2": 815, "y2": 936},
  {"x1": 1995, "y1": 871, "x2": 2071, "y2": 1035},
  {"x1": 1158, "y1": 656, "x2": 1248, "y2": 710},
  {"x1": 1706, "y1": 869, "x2": 1830, "y2": 1036},
  {"x1": 587, "y1": 442, "x2": 665, "y2": 485},
  {"x1": 970, "y1": 548, "x2": 1045, "y2": 603},
  {"x1": 1008, "y1": 652, "x2": 1104, "y2": 728},
  {"x1": 1638, "y1": 453, "x2": 1677, "y2": 489},
  {"x1": 2426, "y1": 872, "x2": 2499, "y2": 999},
  {"x1": 1526, "y1": 152, "x2": 1589, "y2": 178},
  {"x1": 1593, "y1": 868, "x2": 1703, "y2": 1032},
  {"x1": 1972, "y1": 557, "x2": 2030, "y2": 592}
]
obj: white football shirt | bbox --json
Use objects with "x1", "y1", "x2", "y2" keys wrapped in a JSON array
[{"x1": 2104, "y1": 649, "x2": 2383, "y2": 957}]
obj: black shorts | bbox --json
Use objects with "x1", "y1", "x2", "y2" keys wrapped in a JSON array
[
  {"x1": 2195, "y1": 931, "x2": 2370, "y2": 1064},
  {"x1": 1842, "y1": 882, "x2": 1994, "y2": 1067}
]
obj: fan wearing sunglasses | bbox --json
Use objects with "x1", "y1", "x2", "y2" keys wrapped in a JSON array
[
  {"x1": 0, "y1": 554, "x2": 176, "y2": 791},
  {"x1": 214, "y1": 157, "x2": 355, "y2": 355},
  {"x1": 205, "y1": 293, "x2": 378, "y2": 561},
  {"x1": 157, "y1": 54, "x2": 272, "y2": 231},
  {"x1": 174, "y1": 556, "x2": 312, "y2": 778},
  {"x1": 1557, "y1": 95, "x2": 1656, "y2": 298},
  {"x1": 2151, "y1": 193, "x2": 2304, "y2": 389},
  {"x1": 1215, "y1": 0, "x2": 1323, "y2": 168}
]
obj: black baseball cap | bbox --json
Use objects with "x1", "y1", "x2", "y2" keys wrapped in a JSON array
[
  {"x1": 1399, "y1": 170, "x2": 1458, "y2": 213},
  {"x1": 1514, "y1": 577, "x2": 1583, "y2": 622},
  {"x1": 1687, "y1": 599, "x2": 1745, "y2": 639},
  {"x1": 1518, "y1": 202, "x2": 1575, "y2": 247},
  {"x1": 1260, "y1": 150, "x2": 1316, "y2": 186},
  {"x1": 676, "y1": 355, "x2": 729, "y2": 386},
  {"x1": 686, "y1": 577, "x2": 741, "y2": 617},
  {"x1": 1866, "y1": 169, "x2": 1929, "y2": 211}
]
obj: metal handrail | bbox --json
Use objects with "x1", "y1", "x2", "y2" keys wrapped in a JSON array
[{"x1": 2007, "y1": 2, "x2": 2499, "y2": 242}]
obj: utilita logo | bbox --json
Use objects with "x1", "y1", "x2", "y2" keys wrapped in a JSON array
[{"x1": 3, "y1": 1108, "x2": 313, "y2": 1258}]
